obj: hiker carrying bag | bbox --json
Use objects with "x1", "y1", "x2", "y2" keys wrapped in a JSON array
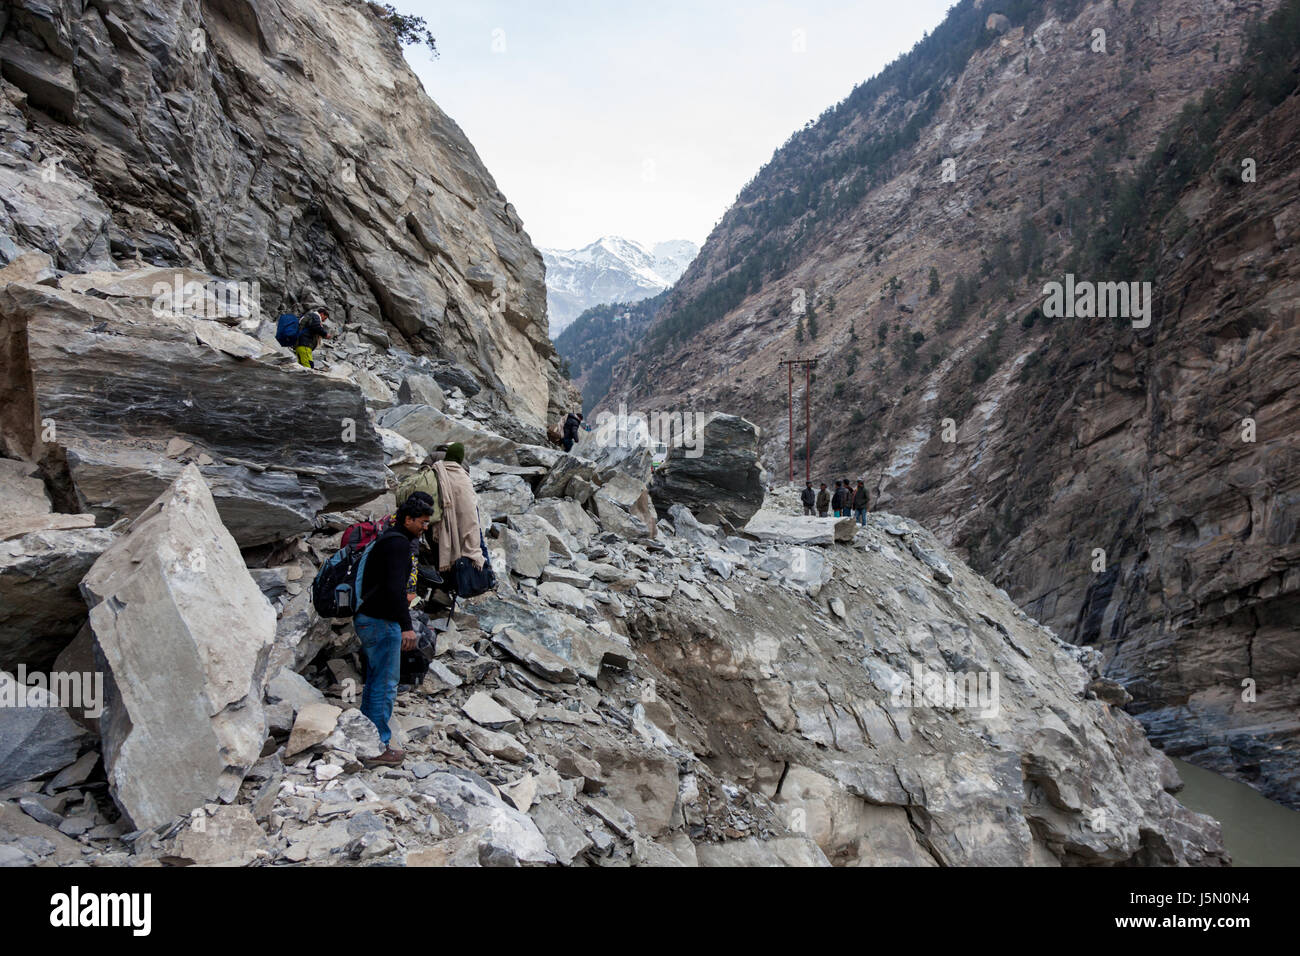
[
  {"x1": 310, "y1": 527, "x2": 402, "y2": 619},
  {"x1": 450, "y1": 531, "x2": 496, "y2": 599},
  {"x1": 396, "y1": 467, "x2": 443, "y2": 524},
  {"x1": 275, "y1": 313, "x2": 301, "y2": 348}
]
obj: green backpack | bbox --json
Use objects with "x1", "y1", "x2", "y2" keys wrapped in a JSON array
[{"x1": 396, "y1": 466, "x2": 443, "y2": 523}]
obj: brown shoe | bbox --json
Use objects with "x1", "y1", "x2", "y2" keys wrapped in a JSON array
[{"x1": 365, "y1": 747, "x2": 404, "y2": 768}]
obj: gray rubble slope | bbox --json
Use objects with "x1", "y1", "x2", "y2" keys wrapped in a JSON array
[
  {"x1": 0, "y1": 390, "x2": 1228, "y2": 865},
  {"x1": 624, "y1": 509, "x2": 1224, "y2": 865}
]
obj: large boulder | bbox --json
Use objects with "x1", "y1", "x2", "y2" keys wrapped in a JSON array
[
  {"x1": 64, "y1": 442, "x2": 326, "y2": 547},
  {"x1": 0, "y1": 526, "x2": 117, "y2": 670},
  {"x1": 592, "y1": 494, "x2": 652, "y2": 541},
  {"x1": 0, "y1": 669, "x2": 95, "y2": 789},
  {"x1": 745, "y1": 511, "x2": 857, "y2": 546},
  {"x1": 0, "y1": 458, "x2": 49, "y2": 517},
  {"x1": 534, "y1": 454, "x2": 596, "y2": 499},
  {"x1": 472, "y1": 597, "x2": 633, "y2": 681},
  {"x1": 505, "y1": 513, "x2": 573, "y2": 561},
  {"x1": 414, "y1": 772, "x2": 554, "y2": 865},
  {"x1": 0, "y1": 458, "x2": 100, "y2": 540},
  {"x1": 377, "y1": 404, "x2": 520, "y2": 466},
  {"x1": 756, "y1": 547, "x2": 831, "y2": 594},
  {"x1": 397, "y1": 373, "x2": 445, "y2": 410},
  {"x1": 666, "y1": 503, "x2": 722, "y2": 551},
  {"x1": 592, "y1": 471, "x2": 658, "y2": 537},
  {"x1": 500, "y1": 528, "x2": 548, "y2": 579},
  {"x1": 80, "y1": 466, "x2": 277, "y2": 830},
  {"x1": 589, "y1": 438, "x2": 655, "y2": 486},
  {"x1": 477, "y1": 473, "x2": 534, "y2": 521},
  {"x1": 649, "y1": 414, "x2": 765, "y2": 527},
  {"x1": 0, "y1": 281, "x2": 387, "y2": 546},
  {"x1": 528, "y1": 499, "x2": 600, "y2": 550}
]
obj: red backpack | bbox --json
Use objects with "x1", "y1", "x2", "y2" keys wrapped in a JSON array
[
  {"x1": 344, "y1": 516, "x2": 420, "y2": 596},
  {"x1": 340, "y1": 520, "x2": 384, "y2": 551}
]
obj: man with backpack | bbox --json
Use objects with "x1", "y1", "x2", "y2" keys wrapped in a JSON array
[
  {"x1": 562, "y1": 411, "x2": 583, "y2": 453},
  {"x1": 352, "y1": 491, "x2": 436, "y2": 767},
  {"x1": 800, "y1": 482, "x2": 816, "y2": 516},
  {"x1": 388, "y1": 451, "x2": 447, "y2": 602},
  {"x1": 295, "y1": 307, "x2": 331, "y2": 368},
  {"x1": 851, "y1": 479, "x2": 870, "y2": 526}
]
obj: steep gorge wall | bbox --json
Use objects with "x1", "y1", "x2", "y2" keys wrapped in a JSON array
[
  {"x1": 602, "y1": 0, "x2": 1299, "y2": 804},
  {"x1": 0, "y1": 0, "x2": 574, "y2": 424}
]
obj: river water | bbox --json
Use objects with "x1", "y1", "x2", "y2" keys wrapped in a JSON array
[{"x1": 1170, "y1": 758, "x2": 1300, "y2": 866}]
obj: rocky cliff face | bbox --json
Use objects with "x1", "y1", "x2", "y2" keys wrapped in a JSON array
[
  {"x1": 0, "y1": 0, "x2": 575, "y2": 424},
  {"x1": 601, "y1": 0, "x2": 1299, "y2": 805}
]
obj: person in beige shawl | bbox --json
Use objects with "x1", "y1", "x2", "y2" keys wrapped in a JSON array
[{"x1": 430, "y1": 442, "x2": 484, "y2": 572}]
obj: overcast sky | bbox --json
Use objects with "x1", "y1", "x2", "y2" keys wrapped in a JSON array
[{"x1": 399, "y1": 1, "x2": 955, "y2": 251}]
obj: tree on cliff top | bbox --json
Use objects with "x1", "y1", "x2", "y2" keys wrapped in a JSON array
[{"x1": 370, "y1": 3, "x2": 439, "y2": 57}]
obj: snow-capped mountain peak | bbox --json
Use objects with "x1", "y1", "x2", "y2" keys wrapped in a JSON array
[{"x1": 542, "y1": 236, "x2": 698, "y2": 337}]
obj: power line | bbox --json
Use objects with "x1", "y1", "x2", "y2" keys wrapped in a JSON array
[{"x1": 778, "y1": 358, "x2": 818, "y2": 484}]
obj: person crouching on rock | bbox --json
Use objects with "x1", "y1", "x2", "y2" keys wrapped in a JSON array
[
  {"x1": 295, "y1": 306, "x2": 331, "y2": 369},
  {"x1": 354, "y1": 491, "x2": 435, "y2": 766}
]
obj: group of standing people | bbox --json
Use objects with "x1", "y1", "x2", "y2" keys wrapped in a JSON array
[{"x1": 801, "y1": 479, "x2": 870, "y2": 526}]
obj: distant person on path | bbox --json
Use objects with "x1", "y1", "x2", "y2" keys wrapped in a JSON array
[
  {"x1": 816, "y1": 483, "x2": 830, "y2": 517},
  {"x1": 800, "y1": 481, "x2": 816, "y2": 516},
  {"x1": 354, "y1": 492, "x2": 435, "y2": 766},
  {"x1": 563, "y1": 411, "x2": 583, "y2": 453},
  {"x1": 295, "y1": 307, "x2": 330, "y2": 369},
  {"x1": 852, "y1": 479, "x2": 870, "y2": 526}
]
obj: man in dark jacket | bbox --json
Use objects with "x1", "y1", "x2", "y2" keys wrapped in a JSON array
[
  {"x1": 354, "y1": 491, "x2": 435, "y2": 766},
  {"x1": 852, "y1": 479, "x2": 870, "y2": 526},
  {"x1": 830, "y1": 480, "x2": 845, "y2": 517},
  {"x1": 800, "y1": 482, "x2": 816, "y2": 515},
  {"x1": 562, "y1": 411, "x2": 583, "y2": 452},
  {"x1": 816, "y1": 483, "x2": 830, "y2": 517}
]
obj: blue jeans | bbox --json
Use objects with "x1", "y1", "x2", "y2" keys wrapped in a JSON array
[
  {"x1": 854, "y1": 508, "x2": 867, "y2": 525},
  {"x1": 354, "y1": 613, "x2": 401, "y2": 747}
]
